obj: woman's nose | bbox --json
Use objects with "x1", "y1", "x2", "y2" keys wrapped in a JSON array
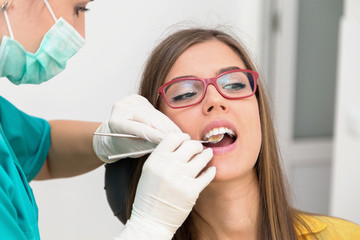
[{"x1": 202, "y1": 85, "x2": 229, "y2": 114}]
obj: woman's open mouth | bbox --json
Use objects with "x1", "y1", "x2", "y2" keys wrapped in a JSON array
[{"x1": 202, "y1": 127, "x2": 237, "y2": 148}]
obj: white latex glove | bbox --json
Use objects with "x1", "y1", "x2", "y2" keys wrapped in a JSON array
[
  {"x1": 93, "y1": 94, "x2": 181, "y2": 163},
  {"x1": 115, "y1": 133, "x2": 216, "y2": 240}
]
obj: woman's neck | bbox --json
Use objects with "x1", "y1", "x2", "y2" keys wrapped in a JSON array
[{"x1": 192, "y1": 170, "x2": 260, "y2": 240}]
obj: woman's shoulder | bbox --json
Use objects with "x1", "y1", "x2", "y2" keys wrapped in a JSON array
[{"x1": 296, "y1": 213, "x2": 360, "y2": 239}]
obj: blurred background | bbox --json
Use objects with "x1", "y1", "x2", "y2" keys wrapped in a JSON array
[{"x1": 0, "y1": 0, "x2": 359, "y2": 239}]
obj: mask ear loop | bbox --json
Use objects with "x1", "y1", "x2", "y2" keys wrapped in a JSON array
[
  {"x1": 1, "y1": 1, "x2": 14, "y2": 39},
  {"x1": 43, "y1": 0, "x2": 57, "y2": 22}
]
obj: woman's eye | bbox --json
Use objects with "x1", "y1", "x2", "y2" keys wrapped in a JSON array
[
  {"x1": 223, "y1": 82, "x2": 246, "y2": 91},
  {"x1": 74, "y1": 6, "x2": 89, "y2": 16},
  {"x1": 172, "y1": 91, "x2": 197, "y2": 102}
]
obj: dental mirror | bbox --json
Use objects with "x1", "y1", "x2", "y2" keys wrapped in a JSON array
[{"x1": 199, "y1": 134, "x2": 224, "y2": 144}]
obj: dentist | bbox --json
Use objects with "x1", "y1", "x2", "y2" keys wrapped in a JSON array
[{"x1": 0, "y1": 0, "x2": 215, "y2": 239}]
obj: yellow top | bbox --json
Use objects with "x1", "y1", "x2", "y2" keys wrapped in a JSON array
[{"x1": 296, "y1": 214, "x2": 360, "y2": 239}]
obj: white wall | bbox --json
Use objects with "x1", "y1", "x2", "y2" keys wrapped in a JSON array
[
  {"x1": 0, "y1": 1, "x2": 261, "y2": 239},
  {"x1": 330, "y1": 0, "x2": 360, "y2": 224}
]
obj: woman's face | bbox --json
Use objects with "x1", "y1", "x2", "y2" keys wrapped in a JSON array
[
  {"x1": 159, "y1": 40, "x2": 262, "y2": 182},
  {"x1": 0, "y1": 0, "x2": 91, "y2": 53}
]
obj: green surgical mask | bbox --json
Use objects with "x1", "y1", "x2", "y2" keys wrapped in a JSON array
[{"x1": 0, "y1": 0, "x2": 85, "y2": 85}]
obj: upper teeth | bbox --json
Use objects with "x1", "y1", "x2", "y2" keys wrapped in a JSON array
[{"x1": 203, "y1": 127, "x2": 235, "y2": 141}]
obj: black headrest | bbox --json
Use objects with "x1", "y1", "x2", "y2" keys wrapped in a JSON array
[{"x1": 104, "y1": 158, "x2": 137, "y2": 224}]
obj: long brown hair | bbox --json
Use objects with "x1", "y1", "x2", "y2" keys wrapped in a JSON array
[{"x1": 127, "y1": 28, "x2": 308, "y2": 240}]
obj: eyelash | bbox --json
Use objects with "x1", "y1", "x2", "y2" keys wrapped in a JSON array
[{"x1": 74, "y1": 6, "x2": 89, "y2": 16}]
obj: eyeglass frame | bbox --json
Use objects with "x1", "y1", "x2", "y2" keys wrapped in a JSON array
[{"x1": 158, "y1": 69, "x2": 259, "y2": 109}]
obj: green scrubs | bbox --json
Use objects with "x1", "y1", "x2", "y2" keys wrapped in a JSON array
[{"x1": 0, "y1": 96, "x2": 50, "y2": 239}]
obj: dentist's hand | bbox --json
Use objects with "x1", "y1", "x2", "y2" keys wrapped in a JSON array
[
  {"x1": 116, "y1": 133, "x2": 216, "y2": 240},
  {"x1": 93, "y1": 94, "x2": 181, "y2": 163}
]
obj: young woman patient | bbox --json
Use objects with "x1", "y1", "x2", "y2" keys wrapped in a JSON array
[{"x1": 105, "y1": 28, "x2": 360, "y2": 240}]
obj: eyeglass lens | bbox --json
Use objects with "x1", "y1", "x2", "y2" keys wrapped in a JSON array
[{"x1": 164, "y1": 71, "x2": 255, "y2": 108}]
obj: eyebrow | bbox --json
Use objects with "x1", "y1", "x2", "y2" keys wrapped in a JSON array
[
  {"x1": 171, "y1": 66, "x2": 242, "y2": 81},
  {"x1": 171, "y1": 75, "x2": 196, "y2": 81},
  {"x1": 216, "y1": 66, "x2": 241, "y2": 75},
  {"x1": 79, "y1": 0, "x2": 94, "y2": 4}
]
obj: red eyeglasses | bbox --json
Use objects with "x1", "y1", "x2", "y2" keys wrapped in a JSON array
[{"x1": 158, "y1": 69, "x2": 258, "y2": 109}]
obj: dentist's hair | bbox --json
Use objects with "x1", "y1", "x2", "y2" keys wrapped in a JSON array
[{"x1": 127, "y1": 28, "x2": 312, "y2": 240}]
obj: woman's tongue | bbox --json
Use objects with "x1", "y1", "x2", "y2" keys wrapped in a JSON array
[{"x1": 206, "y1": 134, "x2": 233, "y2": 148}]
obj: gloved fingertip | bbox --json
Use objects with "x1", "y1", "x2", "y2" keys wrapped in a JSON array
[
  {"x1": 151, "y1": 132, "x2": 166, "y2": 143},
  {"x1": 197, "y1": 166, "x2": 216, "y2": 188},
  {"x1": 131, "y1": 94, "x2": 153, "y2": 106},
  {"x1": 203, "y1": 147, "x2": 214, "y2": 156},
  {"x1": 206, "y1": 166, "x2": 217, "y2": 182},
  {"x1": 209, "y1": 166, "x2": 216, "y2": 176},
  {"x1": 182, "y1": 133, "x2": 191, "y2": 140}
]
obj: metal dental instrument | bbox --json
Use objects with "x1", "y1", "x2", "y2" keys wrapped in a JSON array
[
  {"x1": 1, "y1": 0, "x2": 13, "y2": 11},
  {"x1": 94, "y1": 132, "x2": 224, "y2": 161},
  {"x1": 93, "y1": 132, "x2": 142, "y2": 139}
]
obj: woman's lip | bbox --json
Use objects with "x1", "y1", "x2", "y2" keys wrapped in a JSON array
[{"x1": 201, "y1": 120, "x2": 237, "y2": 139}]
